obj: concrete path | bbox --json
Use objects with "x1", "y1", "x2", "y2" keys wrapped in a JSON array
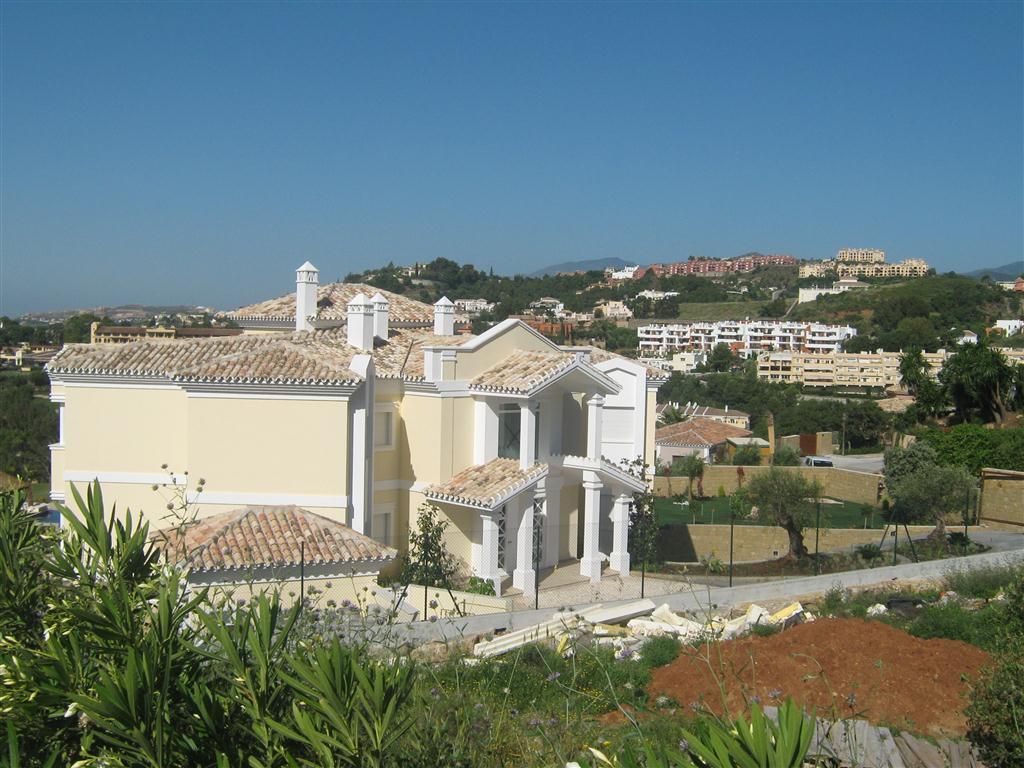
[{"x1": 404, "y1": 547, "x2": 1024, "y2": 645}]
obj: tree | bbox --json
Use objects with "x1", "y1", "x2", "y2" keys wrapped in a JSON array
[
  {"x1": 672, "y1": 454, "x2": 705, "y2": 500},
  {"x1": 732, "y1": 445, "x2": 762, "y2": 466},
  {"x1": 746, "y1": 468, "x2": 823, "y2": 559},
  {"x1": 842, "y1": 400, "x2": 891, "y2": 449},
  {"x1": 898, "y1": 349, "x2": 929, "y2": 396},
  {"x1": 624, "y1": 459, "x2": 658, "y2": 572},
  {"x1": 771, "y1": 445, "x2": 801, "y2": 466},
  {"x1": 705, "y1": 343, "x2": 738, "y2": 373},
  {"x1": 939, "y1": 343, "x2": 1016, "y2": 424},
  {"x1": 884, "y1": 442, "x2": 939, "y2": 490},
  {"x1": 887, "y1": 464, "x2": 976, "y2": 538},
  {"x1": 400, "y1": 503, "x2": 459, "y2": 588}
]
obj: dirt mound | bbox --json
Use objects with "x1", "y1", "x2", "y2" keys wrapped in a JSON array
[{"x1": 647, "y1": 618, "x2": 990, "y2": 737}]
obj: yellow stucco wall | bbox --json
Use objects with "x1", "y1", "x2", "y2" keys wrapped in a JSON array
[
  {"x1": 187, "y1": 396, "x2": 348, "y2": 496},
  {"x1": 64, "y1": 385, "x2": 187, "y2": 473},
  {"x1": 453, "y1": 325, "x2": 554, "y2": 380}
]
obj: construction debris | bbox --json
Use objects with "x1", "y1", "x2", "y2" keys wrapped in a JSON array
[{"x1": 472, "y1": 599, "x2": 810, "y2": 659}]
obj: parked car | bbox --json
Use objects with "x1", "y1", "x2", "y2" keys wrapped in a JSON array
[{"x1": 803, "y1": 456, "x2": 833, "y2": 467}]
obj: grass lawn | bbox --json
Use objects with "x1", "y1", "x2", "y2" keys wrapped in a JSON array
[{"x1": 655, "y1": 495, "x2": 883, "y2": 529}]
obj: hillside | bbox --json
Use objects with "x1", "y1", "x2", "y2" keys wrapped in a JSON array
[
  {"x1": 789, "y1": 275, "x2": 1018, "y2": 351},
  {"x1": 965, "y1": 261, "x2": 1023, "y2": 281},
  {"x1": 528, "y1": 257, "x2": 630, "y2": 277}
]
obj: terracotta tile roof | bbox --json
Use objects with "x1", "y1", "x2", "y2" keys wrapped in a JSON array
[
  {"x1": 469, "y1": 350, "x2": 577, "y2": 394},
  {"x1": 227, "y1": 283, "x2": 467, "y2": 326},
  {"x1": 154, "y1": 505, "x2": 396, "y2": 572},
  {"x1": 655, "y1": 417, "x2": 752, "y2": 447},
  {"x1": 47, "y1": 329, "x2": 366, "y2": 385},
  {"x1": 373, "y1": 330, "x2": 477, "y2": 380},
  {"x1": 426, "y1": 458, "x2": 548, "y2": 510}
]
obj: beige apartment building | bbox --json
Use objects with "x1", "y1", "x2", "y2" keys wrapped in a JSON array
[
  {"x1": 836, "y1": 259, "x2": 930, "y2": 278},
  {"x1": 757, "y1": 348, "x2": 1023, "y2": 390},
  {"x1": 835, "y1": 248, "x2": 886, "y2": 263},
  {"x1": 47, "y1": 264, "x2": 664, "y2": 597}
]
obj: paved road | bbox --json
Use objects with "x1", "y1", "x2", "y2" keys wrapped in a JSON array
[{"x1": 822, "y1": 453, "x2": 884, "y2": 474}]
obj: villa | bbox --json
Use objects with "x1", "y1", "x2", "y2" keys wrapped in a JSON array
[{"x1": 46, "y1": 264, "x2": 665, "y2": 596}]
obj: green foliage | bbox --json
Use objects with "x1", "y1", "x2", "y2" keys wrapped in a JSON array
[
  {"x1": 680, "y1": 699, "x2": 815, "y2": 768},
  {"x1": 0, "y1": 374, "x2": 58, "y2": 481},
  {"x1": 967, "y1": 636, "x2": 1024, "y2": 768},
  {"x1": 625, "y1": 459, "x2": 659, "y2": 569},
  {"x1": 939, "y1": 343, "x2": 1018, "y2": 424},
  {"x1": 886, "y1": 463, "x2": 975, "y2": 530},
  {"x1": 944, "y1": 564, "x2": 1021, "y2": 599},
  {"x1": 702, "y1": 343, "x2": 739, "y2": 373},
  {"x1": 854, "y1": 543, "x2": 883, "y2": 564},
  {"x1": 464, "y1": 576, "x2": 497, "y2": 596},
  {"x1": 745, "y1": 469, "x2": 823, "y2": 559},
  {"x1": 771, "y1": 446, "x2": 800, "y2": 466},
  {"x1": 0, "y1": 484, "x2": 419, "y2": 768},
  {"x1": 731, "y1": 445, "x2": 762, "y2": 466},
  {"x1": 400, "y1": 502, "x2": 459, "y2": 589},
  {"x1": 919, "y1": 423, "x2": 1024, "y2": 473},
  {"x1": 791, "y1": 275, "x2": 1012, "y2": 351},
  {"x1": 906, "y1": 603, "x2": 1008, "y2": 653},
  {"x1": 640, "y1": 635, "x2": 682, "y2": 668},
  {"x1": 671, "y1": 455, "x2": 705, "y2": 498}
]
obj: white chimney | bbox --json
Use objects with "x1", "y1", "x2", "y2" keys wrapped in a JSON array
[
  {"x1": 434, "y1": 296, "x2": 455, "y2": 336},
  {"x1": 371, "y1": 292, "x2": 389, "y2": 340},
  {"x1": 347, "y1": 294, "x2": 374, "y2": 351},
  {"x1": 295, "y1": 261, "x2": 319, "y2": 332}
]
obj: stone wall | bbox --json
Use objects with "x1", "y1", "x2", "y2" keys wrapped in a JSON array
[
  {"x1": 658, "y1": 523, "x2": 936, "y2": 564},
  {"x1": 654, "y1": 465, "x2": 883, "y2": 506},
  {"x1": 980, "y1": 468, "x2": 1024, "y2": 529}
]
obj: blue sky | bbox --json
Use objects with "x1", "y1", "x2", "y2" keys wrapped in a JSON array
[{"x1": 1, "y1": 1, "x2": 1021, "y2": 316}]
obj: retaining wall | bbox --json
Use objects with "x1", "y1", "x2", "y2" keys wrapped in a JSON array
[
  {"x1": 654, "y1": 465, "x2": 883, "y2": 506},
  {"x1": 980, "y1": 467, "x2": 1024, "y2": 530},
  {"x1": 658, "y1": 523, "x2": 935, "y2": 563}
]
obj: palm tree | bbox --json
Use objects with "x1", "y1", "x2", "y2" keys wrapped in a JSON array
[
  {"x1": 898, "y1": 349, "x2": 928, "y2": 396},
  {"x1": 675, "y1": 454, "x2": 705, "y2": 501},
  {"x1": 939, "y1": 343, "x2": 1014, "y2": 424}
]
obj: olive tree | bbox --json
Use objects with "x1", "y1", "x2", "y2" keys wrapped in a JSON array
[{"x1": 745, "y1": 468, "x2": 823, "y2": 560}]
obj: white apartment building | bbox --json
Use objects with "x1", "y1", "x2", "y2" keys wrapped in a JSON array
[
  {"x1": 836, "y1": 248, "x2": 885, "y2": 263},
  {"x1": 606, "y1": 265, "x2": 641, "y2": 281},
  {"x1": 454, "y1": 298, "x2": 496, "y2": 315},
  {"x1": 637, "y1": 320, "x2": 856, "y2": 356},
  {"x1": 797, "y1": 278, "x2": 869, "y2": 304},
  {"x1": 635, "y1": 290, "x2": 680, "y2": 301}
]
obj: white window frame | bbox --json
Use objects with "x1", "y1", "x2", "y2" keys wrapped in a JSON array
[
  {"x1": 374, "y1": 404, "x2": 396, "y2": 451},
  {"x1": 372, "y1": 503, "x2": 395, "y2": 547}
]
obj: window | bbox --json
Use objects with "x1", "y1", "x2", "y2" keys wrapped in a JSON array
[
  {"x1": 372, "y1": 507, "x2": 393, "y2": 546},
  {"x1": 497, "y1": 404, "x2": 520, "y2": 460},
  {"x1": 374, "y1": 408, "x2": 394, "y2": 450}
]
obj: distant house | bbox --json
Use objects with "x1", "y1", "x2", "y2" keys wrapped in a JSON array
[
  {"x1": 659, "y1": 403, "x2": 749, "y2": 434},
  {"x1": 594, "y1": 300, "x2": 633, "y2": 320},
  {"x1": 89, "y1": 323, "x2": 244, "y2": 344},
  {"x1": 724, "y1": 436, "x2": 772, "y2": 463},
  {"x1": 153, "y1": 505, "x2": 397, "y2": 607},
  {"x1": 655, "y1": 418, "x2": 753, "y2": 465}
]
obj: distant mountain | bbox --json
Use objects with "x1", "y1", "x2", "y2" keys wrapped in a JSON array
[
  {"x1": 965, "y1": 261, "x2": 1023, "y2": 281},
  {"x1": 529, "y1": 257, "x2": 632, "y2": 277}
]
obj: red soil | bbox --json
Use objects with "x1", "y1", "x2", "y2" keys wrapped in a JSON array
[{"x1": 646, "y1": 618, "x2": 990, "y2": 737}]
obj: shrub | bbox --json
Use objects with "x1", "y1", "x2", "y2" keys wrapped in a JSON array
[
  {"x1": 855, "y1": 543, "x2": 883, "y2": 564},
  {"x1": 967, "y1": 637, "x2": 1024, "y2": 768},
  {"x1": 641, "y1": 635, "x2": 681, "y2": 669},
  {"x1": 906, "y1": 603, "x2": 1007, "y2": 652},
  {"x1": 464, "y1": 576, "x2": 496, "y2": 596},
  {"x1": 943, "y1": 564, "x2": 1019, "y2": 599}
]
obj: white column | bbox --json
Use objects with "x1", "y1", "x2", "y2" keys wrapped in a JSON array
[
  {"x1": 58, "y1": 406, "x2": 65, "y2": 446},
  {"x1": 608, "y1": 493, "x2": 631, "y2": 574},
  {"x1": 586, "y1": 394, "x2": 605, "y2": 460},
  {"x1": 580, "y1": 473, "x2": 603, "y2": 582},
  {"x1": 479, "y1": 513, "x2": 502, "y2": 597},
  {"x1": 519, "y1": 402, "x2": 537, "y2": 469},
  {"x1": 512, "y1": 497, "x2": 535, "y2": 595},
  {"x1": 542, "y1": 477, "x2": 560, "y2": 568}
]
